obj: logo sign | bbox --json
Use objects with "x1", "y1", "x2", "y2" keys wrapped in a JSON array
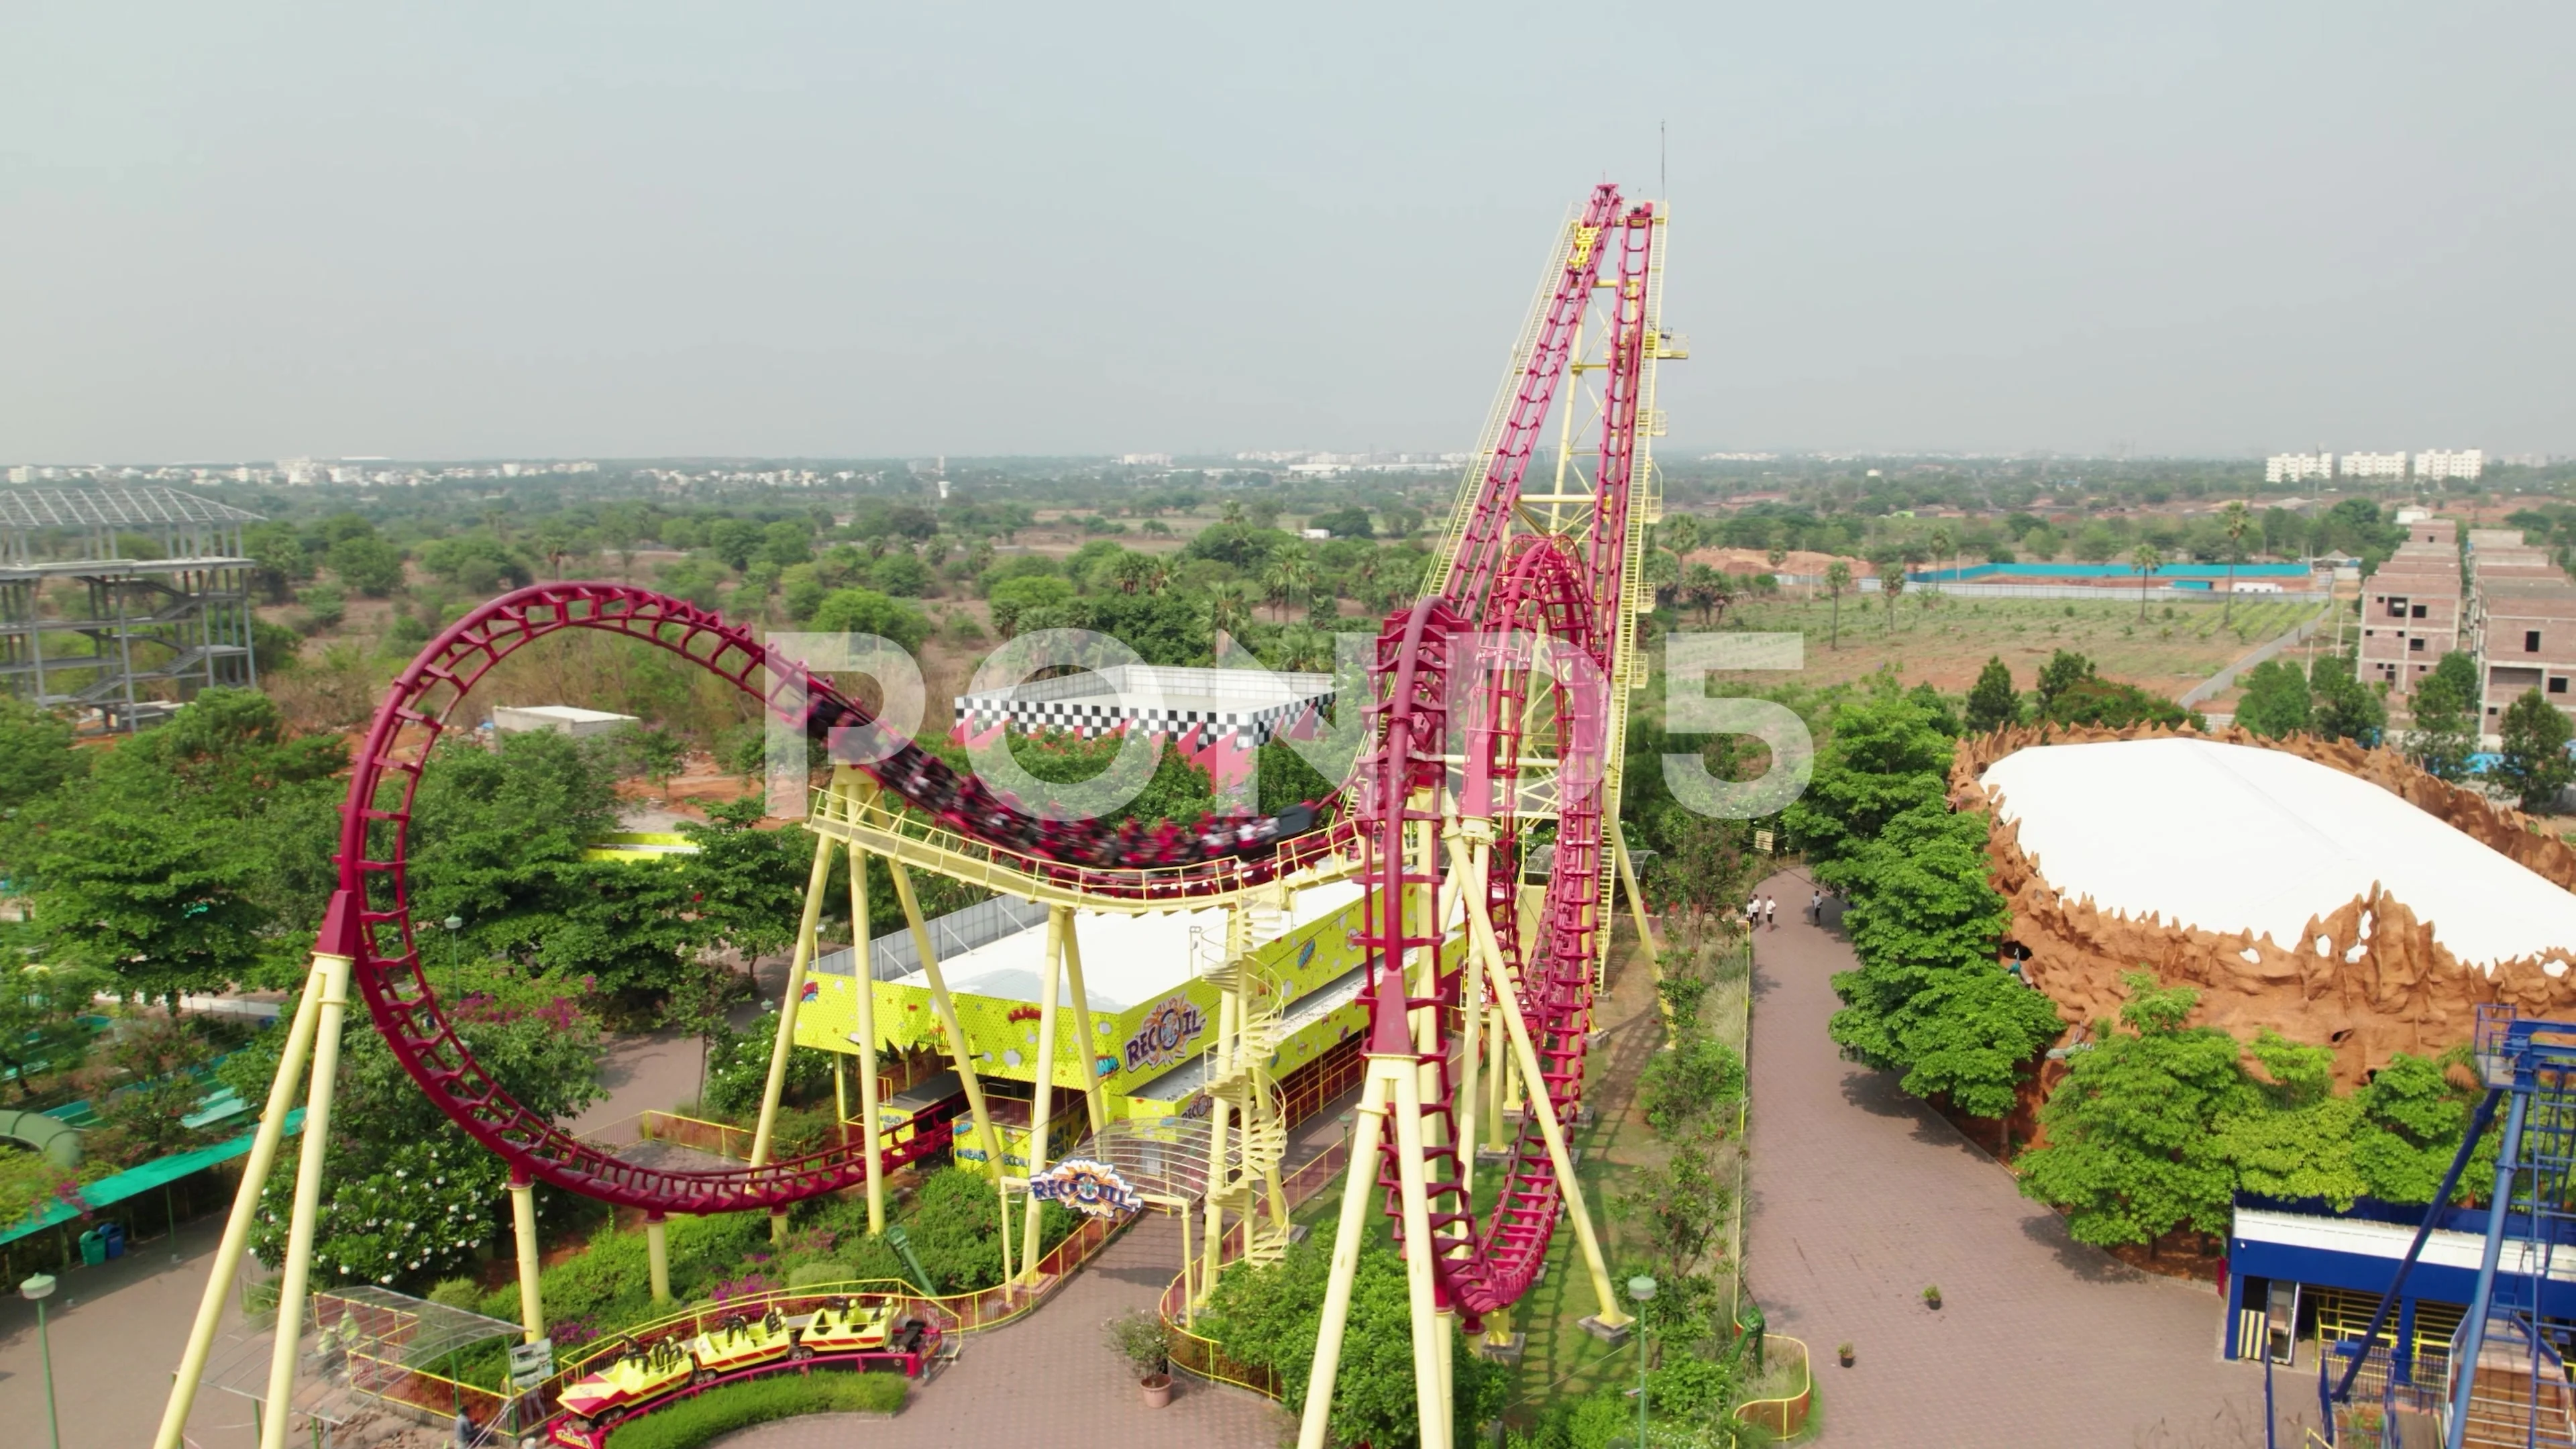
[
  {"x1": 1030, "y1": 1158, "x2": 1140, "y2": 1218},
  {"x1": 508, "y1": 1338, "x2": 555, "y2": 1389},
  {"x1": 1754, "y1": 829, "x2": 1774, "y2": 854},
  {"x1": 1122, "y1": 994, "x2": 1207, "y2": 1074}
]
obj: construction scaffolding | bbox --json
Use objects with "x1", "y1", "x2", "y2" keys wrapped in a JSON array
[{"x1": 0, "y1": 486, "x2": 264, "y2": 730}]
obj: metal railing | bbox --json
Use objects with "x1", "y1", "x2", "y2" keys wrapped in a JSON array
[
  {"x1": 372, "y1": 1212, "x2": 1131, "y2": 1428},
  {"x1": 1732, "y1": 1334, "x2": 1813, "y2": 1436}
]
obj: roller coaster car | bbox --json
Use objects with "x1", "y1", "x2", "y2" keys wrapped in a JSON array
[
  {"x1": 690, "y1": 1309, "x2": 796, "y2": 1377},
  {"x1": 790, "y1": 1296, "x2": 893, "y2": 1356},
  {"x1": 553, "y1": 1336, "x2": 698, "y2": 1436}
]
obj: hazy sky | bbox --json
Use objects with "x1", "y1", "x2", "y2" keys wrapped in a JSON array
[{"x1": 3, "y1": 3, "x2": 2568, "y2": 462}]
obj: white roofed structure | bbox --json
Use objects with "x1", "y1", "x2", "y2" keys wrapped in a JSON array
[{"x1": 1984, "y1": 737, "x2": 2576, "y2": 973}]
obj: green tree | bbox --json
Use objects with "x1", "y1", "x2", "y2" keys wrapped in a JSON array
[
  {"x1": 2408, "y1": 653, "x2": 2481, "y2": 782},
  {"x1": 2041, "y1": 676, "x2": 2190, "y2": 730},
  {"x1": 223, "y1": 959, "x2": 606, "y2": 1289},
  {"x1": 1782, "y1": 684, "x2": 1953, "y2": 867},
  {"x1": 807, "y1": 588, "x2": 932, "y2": 654},
  {"x1": 985, "y1": 576, "x2": 1077, "y2": 638},
  {"x1": 2017, "y1": 973, "x2": 2258, "y2": 1248},
  {"x1": 1195, "y1": 1222, "x2": 1507, "y2": 1449},
  {"x1": 1822, "y1": 560, "x2": 1852, "y2": 649},
  {"x1": 16, "y1": 690, "x2": 343, "y2": 1001},
  {"x1": 2309, "y1": 657, "x2": 2387, "y2": 745},
  {"x1": 1874, "y1": 559, "x2": 1906, "y2": 629},
  {"x1": 0, "y1": 697, "x2": 88, "y2": 813},
  {"x1": 2129, "y1": 542, "x2": 2163, "y2": 621},
  {"x1": 678, "y1": 796, "x2": 808, "y2": 967},
  {"x1": 1964, "y1": 657, "x2": 2019, "y2": 735},
  {"x1": 2234, "y1": 659, "x2": 2314, "y2": 738},
  {"x1": 2495, "y1": 687, "x2": 2575, "y2": 811},
  {"x1": 708, "y1": 518, "x2": 765, "y2": 571},
  {"x1": 2218, "y1": 500, "x2": 2252, "y2": 627},
  {"x1": 329, "y1": 535, "x2": 406, "y2": 596},
  {"x1": 2033, "y1": 650, "x2": 2095, "y2": 716},
  {"x1": 1821, "y1": 803, "x2": 2059, "y2": 1115}
]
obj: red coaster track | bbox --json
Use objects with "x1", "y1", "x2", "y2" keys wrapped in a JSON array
[{"x1": 319, "y1": 186, "x2": 1656, "y2": 1324}]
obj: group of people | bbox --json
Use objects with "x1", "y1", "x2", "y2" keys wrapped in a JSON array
[{"x1": 1743, "y1": 888, "x2": 1827, "y2": 931}]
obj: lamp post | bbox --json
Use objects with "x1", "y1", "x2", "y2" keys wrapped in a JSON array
[
  {"x1": 1627, "y1": 1274, "x2": 1657, "y2": 1449},
  {"x1": 23, "y1": 1272, "x2": 60, "y2": 1449},
  {"x1": 443, "y1": 915, "x2": 464, "y2": 1000}
]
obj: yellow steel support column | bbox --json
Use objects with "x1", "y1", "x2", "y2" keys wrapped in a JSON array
[
  {"x1": 847, "y1": 847, "x2": 885, "y2": 1235},
  {"x1": 1293, "y1": 1065, "x2": 1393, "y2": 1449},
  {"x1": 1059, "y1": 912, "x2": 1107, "y2": 1134},
  {"x1": 1390, "y1": 1051, "x2": 1454, "y2": 1449},
  {"x1": 1201, "y1": 970, "x2": 1234, "y2": 1299},
  {"x1": 645, "y1": 1214, "x2": 672, "y2": 1304},
  {"x1": 1456, "y1": 830, "x2": 1487, "y2": 1197},
  {"x1": 154, "y1": 953, "x2": 331, "y2": 1449},
  {"x1": 1612, "y1": 822, "x2": 1658, "y2": 960},
  {"x1": 1447, "y1": 835, "x2": 1627, "y2": 1331},
  {"x1": 258, "y1": 949, "x2": 354, "y2": 1449},
  {"x1": 508, "y1": 1173, "x2": 544, "y2": 1342},
  {"x1": 888, "y1": 857, "x2": 1014, "y2": 1281},
  {"x1": 1177, "y1": 1199, "x2": 1197, "y2": 1329},
  {"x1": 749, "y1": 805, "x2": 839, "y2": 1175},
  {"x1": 1018, "y1": 908, "x2": 1067, "y2": 1284}
]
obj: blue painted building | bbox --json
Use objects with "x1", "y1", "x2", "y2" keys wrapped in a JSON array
[{"x1": 2226, "y1": 1192, "x2": 2576, "y2": 1376}]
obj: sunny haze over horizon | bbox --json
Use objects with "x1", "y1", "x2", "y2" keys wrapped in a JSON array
[{"x1": 2, "y1": 2, "x2": 2568, "y2": 462}]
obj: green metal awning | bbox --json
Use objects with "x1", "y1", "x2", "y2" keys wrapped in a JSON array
[{"x1": 0, "y1": 1107, "x2": 303, "y2": 1247}]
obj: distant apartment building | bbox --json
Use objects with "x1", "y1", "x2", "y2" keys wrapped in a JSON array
[
  {"x1": 2469, "y1": 529, "x2": 2576, "y2": 731},
  {"x1": 2266, "y1": 452, "x2": 2334, "y2": 484},
  {"x1": 2342, "y1": 451, "x2": 2408, "y2": 480},
  {"x1": 2360, "y1": 518, "x2": 2461, "y2": 699},
  {"x1": 2415, "y1": 449, "x2": 2484, "y2": 482}
]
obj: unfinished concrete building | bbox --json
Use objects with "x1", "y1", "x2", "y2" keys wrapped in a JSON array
[
  {"x1": 2467, "y1": 527, "x2": 2576, "y2": 734},
  {"x1": 0, "y1": 487, "x2": 264, "y2": 731},
  {"x1": 2358, "y1": 517, "x2": 2461, "y2": 700}
]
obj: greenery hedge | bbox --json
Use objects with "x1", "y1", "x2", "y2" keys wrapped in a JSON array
[{"x1": 602, "y1": 1370, "x2": 905, "y2": 1449}]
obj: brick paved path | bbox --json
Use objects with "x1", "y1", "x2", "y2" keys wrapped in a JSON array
[
  {"x1": 1745, "y1": 870, "x2": 2277, "y2": 1447},
  {"x1": 724, "y1": 1210, "x2": 1289, "y2": 1448}
]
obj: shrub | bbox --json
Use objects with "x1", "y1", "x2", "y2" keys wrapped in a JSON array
[
  {"x1": 1638, "y1": 1038, "x2": 1745, "y2": 1136},
  {"x1": 603, "y1": 1369, "x2": 905, "y2": 1448},
  {"x1": 786, "y1": 1262, "x2": 855, "y2": 1289},
  {"x1": 427, "y1": 1277, "x2": 483, "y2": 1311}
]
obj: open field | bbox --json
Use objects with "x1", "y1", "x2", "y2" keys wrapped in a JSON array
[{"x1": 1703, "y1": 590, "x2": 2330, "y2": 700}]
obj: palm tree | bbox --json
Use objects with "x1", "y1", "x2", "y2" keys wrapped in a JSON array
[
  {"x1": 2131, "y1": 542, "x2": 2164, "y2": 621},
  {"x1": 1662, "y1": 514, "x2": 1702, "y2": 558},
  {"x1": 2219, "y1": 500, "x2": 2252, "y2": 627},
  {"x1": 1928, "y1": 524, "x2": 1957, "y2": 598},
  {"x1": 1681, "y1": 564, "x2": 1734, "y2": 625},
  {"x1": 1201, "y1": 580, "x2": 1254, "y2": 640},
  {"x1": 1261, "y1": 550, "x2": 1316, "y2": 621},
  {"x1": 1107, "y1": 551, "x2": 1161, "y2": 595},
  {"x1": 1823, "y1": 560, "x2": 1853, "y2": 650},
  {"x1": 1876, "y1": 561, "x2": 1907, "y2": 630}
]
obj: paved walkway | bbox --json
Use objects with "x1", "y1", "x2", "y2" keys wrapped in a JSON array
[
  {"x1": 724, "y1": 1211, "x2": 1289, "y2": 1448},
  {"x1": 1744, "y1": 870, "x2": 2278, "y2": 1446}
]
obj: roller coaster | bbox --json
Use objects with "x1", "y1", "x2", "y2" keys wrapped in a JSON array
[{"x1": 154, "y1": 181, "x2": 1674, "y2": 1449}]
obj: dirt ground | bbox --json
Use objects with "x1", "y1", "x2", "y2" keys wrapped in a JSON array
[{"x1": 1703, "y1": 590, "x2": 2329, "y2": 700}]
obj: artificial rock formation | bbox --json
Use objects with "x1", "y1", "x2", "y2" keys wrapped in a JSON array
[{"x1": 1951, "y1": 721, "x2": 2576, "y2": 1087}]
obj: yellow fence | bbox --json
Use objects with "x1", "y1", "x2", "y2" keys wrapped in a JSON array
[
  {"x1": 638, "y1": 1109, "x2": 759, "y2": 1160},
  {"x1": 1732, "y1": 1333, "x2": 1813, "y2": 1437},
  {"x1": 331, "y1": 1210, "x2": 1129, "y2": 1430}
]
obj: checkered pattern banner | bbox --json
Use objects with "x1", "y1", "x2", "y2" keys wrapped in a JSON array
[{"x1": 953, "y1": 692, "x2": 1332, "y2": 750}]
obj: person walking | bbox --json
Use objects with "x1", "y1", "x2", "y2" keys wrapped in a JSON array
[
  {"x1": 1746, "y1": 892, "x2": 1760, "y2": 931},
  {"x1": 1764, "y1": 896, "x2": 1778, "y2": 930},
  {"x1": 1809, "y1": 889, "x2": 1823, "y2": 924}
]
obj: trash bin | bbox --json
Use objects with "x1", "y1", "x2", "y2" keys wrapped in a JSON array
[
  {"x1": 100, "y1": 1222, "x2": 126, "y2": 1259},
  {"x1": 78, "y1": 1228, "x2": 107, "y2": 1266}
]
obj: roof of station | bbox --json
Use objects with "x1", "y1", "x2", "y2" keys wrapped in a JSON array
[
  {"x1": 881, "y1": 879, "x2": 1367, "y2": 1012},
  {"x1": 0, "y1": 486, "x2": 264, "y2": 529},
  {"x1": 1983, "y1": 737, "x2": 2576, "y2": 971}
]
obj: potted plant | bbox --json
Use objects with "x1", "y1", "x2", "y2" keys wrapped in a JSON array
[
  {"x1": 1837, "y1": 1341, "x2": 1856, "y2": 1368},
  {"x1": 1106, "y1": 1309, "x2": 1175, "y2": 1407},
  {"x1": 1923, "y1": 1284, "x2": 1942, "y2": 1311}
]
